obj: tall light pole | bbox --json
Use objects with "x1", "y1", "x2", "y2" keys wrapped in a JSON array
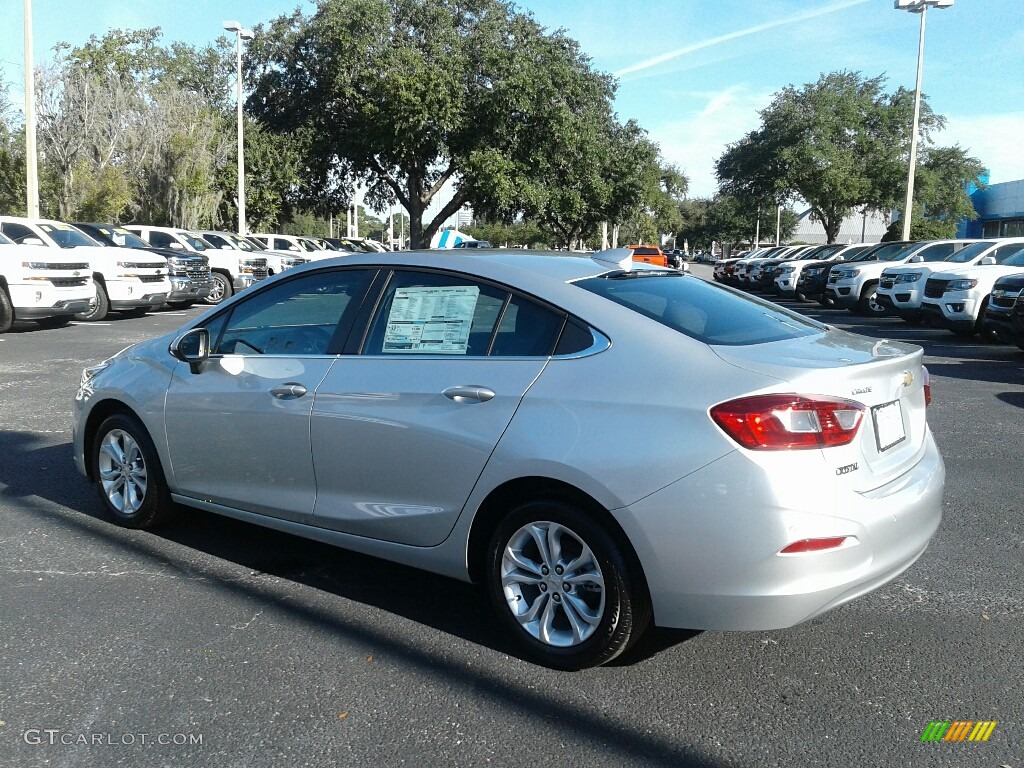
[
  {"x1": 223, "y1": 21, "x2": 253, "y2": 235},
  {"x1": 893, "y1": 0, "x2": 954, "y2": 241},
  {"x1": 23, "y1": 0, "x2": 39, "y2": 217}
]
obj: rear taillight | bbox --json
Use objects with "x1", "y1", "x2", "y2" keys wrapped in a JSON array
[
  {"x1": 922, "y1": 365, "x2": 931, "y2": 406},
  {"x1": 710, "y1": 394, "x2": 865, "y2": 450}
]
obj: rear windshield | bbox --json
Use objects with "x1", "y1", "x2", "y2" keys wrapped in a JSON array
[{"x1": 576, "y1": 272, "x2": 825, "y2": 346}]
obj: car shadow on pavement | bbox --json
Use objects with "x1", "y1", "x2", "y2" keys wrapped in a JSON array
[
  {"x1": 2, "y1": 430, "x2": 719, "y2": 768},
  {"x1": 996, "y1": 391, "x2": 1024, "y2": 410}
]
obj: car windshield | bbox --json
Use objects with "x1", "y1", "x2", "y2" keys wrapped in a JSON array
[
  {"x1": 945, "y1": 241, "x2": 996, "y2": 263},
  {"x1": 38, "y1": 223, "x2": 96, "y2": 248},
  {"x1": 178, "y1": 232, "x2": 210, "y2": 251},
  {"x1": 298, "y1": 238, "x2": 324, "y2": 251},
  {"x1": 95, "y1": 225, "x2": 149, "y2": 249},
  {"x1": 873, "y1": 243, "x2": 920, "y2": 262},
  {"x1": 226, "y1": 234, "x2": 259, "y2": 251},
  {"x1": 1001, "y1": 249, "x2": 1024, "y2": 267},
  {"x1": 839, "y1": 246, "x2": 874, "y2": 261},
  {"x1": 240, "y1": 237, "x2": 268, "y2": 251},
  {"x1": 576, "y1": 272, "x2": 825, "y2": 346}
]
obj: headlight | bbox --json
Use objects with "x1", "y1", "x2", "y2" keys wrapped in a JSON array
[
  {"x1": 21, "y1": 261, "x2": 51, "y2": 269},
  {"x1": 778, "y1": 266, "x2": 794, "y2": 274},
  {"x1": 805, "y1": 267, "x2": 823, "y2": 276},
  {"x1": 897, "y1": 273, "x2": 922, "y2": 283},
  {"x1": 947, "y1": 279, "x2": 978, "y2": 291},
  {"x1": 834, "y1": 268, "x2": 861, "y2": 279}
]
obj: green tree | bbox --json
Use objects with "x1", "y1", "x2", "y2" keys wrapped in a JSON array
[
  {"x1": 246, "y1": 0, "x2": 626, "y2": 249},
  {"x1": 716, "y1": 71, "x2": 943, "y2": 243},
  {"x1": 0, "y1": 74, "x2": 26, "y2": 214}
]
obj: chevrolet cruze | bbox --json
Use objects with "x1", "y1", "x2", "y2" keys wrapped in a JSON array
[{"x1": 73, "y1": 248, "x2": 944, "y2": 669}]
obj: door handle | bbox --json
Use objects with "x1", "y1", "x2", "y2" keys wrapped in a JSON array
[
  {"x1": 442, "y1": 385, "x2": 495, "y2": 403},
  {"x1": 270, "y1": 382, "x2": 308, "y2": 400}
]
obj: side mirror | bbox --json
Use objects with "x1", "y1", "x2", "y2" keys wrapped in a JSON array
[
  {"x1": 908, "y1": 254, "x2": 924, "y2": 263},
  {"x1": 221, "y1": 245, "x2": 234, "y2": 250},
  {"x1": 170, "y1": 328, "x2": 210, "y2": 374},
  {"x1": 168, "y1": 242, "x2": 184, "y2": 249},
  {"x1": 979, "y1": 255, "x2": 996, "y2": 266}
]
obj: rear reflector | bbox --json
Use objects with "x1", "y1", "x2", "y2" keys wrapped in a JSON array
[
  {"x1": 780, "y1": 537, "x2": 848, "y2": 554},
  {"x1": 710, "y1": 394, "x2": 865, "y2": 450},
  {"x1": 922, "y1": 365, "x2": 931, "y2": 406}
]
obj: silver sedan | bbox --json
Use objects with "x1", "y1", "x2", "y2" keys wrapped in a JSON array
[{"x1": 72, "y1": 248, "x2": 944, "y2": 669}]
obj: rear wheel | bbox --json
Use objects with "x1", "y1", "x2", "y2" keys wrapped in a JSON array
[
  {"x1": 0, "y1": 289, "x2": 13, "y2": 333},
  {"x1": 91, "y1": 413, "x2": 173, "y2": 529},
  {"x1": 485, "y1": 500, "x2": 651, "y2": 670},
  {"x1": 75, "y1": 282, "x2": 109, "y2": 321},
  {"x1": 202, "y1": 272, "x2": 232, "y2": 305}
]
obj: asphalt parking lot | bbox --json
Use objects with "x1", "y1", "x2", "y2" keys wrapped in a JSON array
[{"x1": 1, "y1": 265, "x2": 1021, "y2": 767}]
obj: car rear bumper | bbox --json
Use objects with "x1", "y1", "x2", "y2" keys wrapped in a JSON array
[{"x1": 612, "y1": 431, "x2": 944, "y2": 631}]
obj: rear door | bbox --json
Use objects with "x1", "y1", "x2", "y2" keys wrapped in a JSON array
[{"x1": 309, "y1": 268, "x2": 565, "y2": 546}]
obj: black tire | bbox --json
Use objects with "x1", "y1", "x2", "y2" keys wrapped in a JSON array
[
  {"x1": 75, "y1": 281, "x2": 109, "y2": 321},
  {"x1": 856, "y1": 283, "x2": 886, "y2": 316},
  {"x1": 0, "y1": 289, "x2": 14, "y2": 333},
  {"x1": 90, "y1": 413, "x2": 173, "y2": 529},
  {"x1": 202, "y1": 272, "x2": 233, "y2": 305},
  {"x1": 36, "y1": 315, "x2": 71, "y2": 329},
  {"x1": 485, "y1": 500, "x2": 651, "y2": 670},
  {"x1": 166, "y1": 300, "x2": 195, "y2": 310}
]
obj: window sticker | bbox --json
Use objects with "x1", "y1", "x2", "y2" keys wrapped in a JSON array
[{"x1": 382, "y1": 286, "x2": 480, "y2": 354}]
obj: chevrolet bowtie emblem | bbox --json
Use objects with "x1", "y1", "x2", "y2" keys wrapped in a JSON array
[{"x1": 902, "y1": 371, "x2": 915, "y2": 387}]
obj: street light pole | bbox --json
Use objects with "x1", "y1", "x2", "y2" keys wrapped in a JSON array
[
  {"x1": 223, "y1": 21, "x2": 253, "y2": 235},
  {"x1": 893, "y1": 0, "x2": 954, "y2": 241},
  {"x1": 23, "y1": 0, "x2": 39, "y2": 217}
]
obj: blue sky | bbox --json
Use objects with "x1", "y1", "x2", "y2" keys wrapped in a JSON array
[{"x1": 4, "y1": 0, "x2": 1023, "y2": 199}]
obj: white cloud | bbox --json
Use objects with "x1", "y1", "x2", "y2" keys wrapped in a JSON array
[
  {"x1": 939, "y1": 112, "x2": 1024, "y2": 185},
  {"x1": 648, "y1": 87, "x2": 775, "y2": 198}
]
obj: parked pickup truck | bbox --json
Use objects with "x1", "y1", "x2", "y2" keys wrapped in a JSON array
[
  {"x1": 0, "y1": 216, "x2": 169, "y2": 321},
  {"x1": 73, "y1": 222, "x2": 215, "y2": 309},
  {"x1": 125, "y1": 225, "x2": 268, "y2": 305},
  {"x1": 920, "y1": 248, "x2": 1024, "y2": 337},
  {"x1": 0, "y1": 231, "x2": 94, "y2": 332}
]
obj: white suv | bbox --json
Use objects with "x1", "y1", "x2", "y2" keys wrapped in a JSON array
[
  {"x1": 125, "y1": 225, "x2": 268, "y2": 304},
  {"x1": 0, "y1": 231, "x2": 94, "y2": 331},
  {"x1": 0, "y1": 217, "x2": 169, "y2": 321},
  {"x1": 877, "y1": 238, "x2": 1024, "y2": 322},
  {"x1": 920, "y1": 247, "x2": 1024, "y2": 337},
  {"x1": 826, "y1": 240, "x2": 976, "y2": 316}
]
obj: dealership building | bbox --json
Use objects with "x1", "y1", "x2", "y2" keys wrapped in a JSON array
[{"x1": 960, "y1": 177, "x2": 1024, "y2": 238}]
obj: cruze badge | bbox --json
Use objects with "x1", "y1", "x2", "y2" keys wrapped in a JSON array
[{"x1": 902, "y1": 371, "x2": 914, "y2": 387}]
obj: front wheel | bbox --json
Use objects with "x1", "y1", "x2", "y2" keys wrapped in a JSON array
[
  {"x1": 856, "y1": 283, "x2": 886, "y2": 316},
  {"x1": 485, "y1": 500, "x2": 651, "y2": 670},
  {"x1": 91, "y1": 414, "x2": 173, "y2": 529},
  {"x1": 0, "y1": 289, "x2": 15, "y2": 333},
  {"x1": 202, "y1": 273, "x2": 233, "y2": 305},
  {"x1": 75, "y1": 282, "x2": 109, "y2": 322}
]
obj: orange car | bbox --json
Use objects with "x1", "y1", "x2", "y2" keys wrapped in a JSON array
[{"x1": 626, "y1": 245, "x2": 669, "y2": 268}]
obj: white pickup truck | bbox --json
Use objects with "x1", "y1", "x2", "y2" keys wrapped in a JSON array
[
  {"x1": 877, "y1": 238, "x2": 1024, "y2": 322},
  {"x1": 125, "y1": 225, "x2": 268, "y2": 305},
  {"x1": 920, "y1": 247, "x2": 1024, "y2": 336},
  {"x1": 0, "y1": 231, "x2": 95, "y2": 332},
  {"x1": 195, "y1": 230, "x2": 308, "y2": 277},
  {"x1": 0, "y1": 217, "x2": 170, "y2": 321},
  {"x1": 826, "y1": 239, "x2": 976, "y2": 316}
]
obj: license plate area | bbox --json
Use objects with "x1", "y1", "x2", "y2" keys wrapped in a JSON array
[{"x1": 872, "y1": 399, "x2": 906, "y2": 452}]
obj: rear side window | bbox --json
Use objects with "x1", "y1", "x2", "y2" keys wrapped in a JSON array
[{"x1": 576, "y1": 273, "x2": 825, "y2": 346}]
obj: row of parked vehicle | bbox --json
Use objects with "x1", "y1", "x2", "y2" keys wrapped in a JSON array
[
  {"x1": 0, "y1": 216, "x2": 389, "y2": 332},
  {"x1": 712, "y1": 237, "x2": 1024, "y2": 350}
]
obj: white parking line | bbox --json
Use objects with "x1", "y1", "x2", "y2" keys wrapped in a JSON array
[{"x1": 70, "y1": 322, "x2": 112, "y2": 326}]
